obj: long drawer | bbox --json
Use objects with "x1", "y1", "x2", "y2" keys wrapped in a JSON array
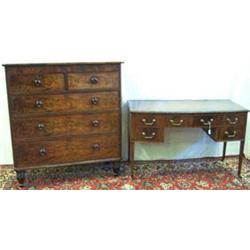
[
  {"x1": 11, "y1": 112, "x2": 120, "y2": 139},
  {"x1": 14, "y1": 134, "x2": 120, "y2": 168},
  {"x1": 10, "y1": 91, "x2": 119, "y2": 115}
]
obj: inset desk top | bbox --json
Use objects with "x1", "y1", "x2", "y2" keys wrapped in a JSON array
[{"x1": 128, "y1": 100, "x2": 248, "y2": 113}]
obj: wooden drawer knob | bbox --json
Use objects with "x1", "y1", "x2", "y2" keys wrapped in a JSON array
[
  {"x1": 34, "y1": 79, "x2": 42, "y2": 87},
  {"x1": 90, "y1": 76, "x2": 98, "y2": 84},
  {"x1": 39, "y1": 148, "x2": 47, "y2": 156},
  {"x1": 92, "y1": 143, "x2": 100, "y2": 151},
  {"x1": 90, "y1": 97, "x2": 99, "y2": 105},
  {"x1": 37, "y1": 123, "x2": 45, "y2": 130},
  {"x1": 35, "y1": 100, "x2": 43, "y2": 108},
  {"x1": 91, "y1": 120, "x2": 100, "y2": 127}
]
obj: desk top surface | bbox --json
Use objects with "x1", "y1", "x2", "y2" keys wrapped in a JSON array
[{"x1": 128, "y1": 100, "x2": 248, "y2": 113}]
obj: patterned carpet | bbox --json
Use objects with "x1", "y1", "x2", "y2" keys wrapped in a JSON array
[{"x1": 0, "y1": 157, "x2": 250, "y2": 190}]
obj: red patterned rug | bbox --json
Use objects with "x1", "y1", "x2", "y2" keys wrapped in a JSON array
[{"x1": 0, "y1": 157, "x2": 250, "y2": 190}]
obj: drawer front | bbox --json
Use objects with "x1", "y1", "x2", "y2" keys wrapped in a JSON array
[
  {"x1": 222, "y1": 113, "x2": 247, "y2": 127},
  {"x1": 165, "y1": 115, "x2": 193, "y2": 127},
  {"x1": 209, "y1": 127, "x2": 244, "y2": 141},
  {"x1": 131, "y1": 113, "x2": 164, "y2": 127},
  {"x1": 11, "y1": 112, "x2": 120, "y2": 139},
  {"x1": 10, "y1": 91, "x2": 119, "y2": 115},
  {"x1": 8, "y1": 73, "x2": 65, "y2": 94},
  {"x1": 193, "y1": 114, "x2": 220, "y2": 127},
  {"x1": 131, "y1": 127, "x2": 164, "y2": 142},
  {"x1": 68, "y1": 71, "x2": 119, "y2": 90},
  {"x1": 14, "y1": 134, "x2": 120, "y2": 168}
]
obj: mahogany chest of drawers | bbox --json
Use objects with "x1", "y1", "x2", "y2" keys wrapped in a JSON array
[{"x1": 4, "y1": 62, "x2": 122, "y2": 185}]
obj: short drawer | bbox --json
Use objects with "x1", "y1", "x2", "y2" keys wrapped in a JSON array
[
  {"x1": 131, "y1": 127, "x2": 164, "y2": 142},
  {"x1": 10, "y1": 91, "x2": 119, "y2": 115},
  {"x1": 222, "y1": 113, "x2": 247, "y2": 127},
  {"x1": 193, "y1": 114, "x2": 220, "y2": 127},
  {"x1": 68, "y1": 71, "x2": 119, "y2": 90},
  {"x1": 208, "y1": 127, "x2": 245, "y2": 141},
  {"x1": 165, "y1": 115, "x2": 193, "y2": 127},
  {"x1": 131, "y1": 113, "x2": 164, "y2": 128},
  {"x1": 7, "y1": 73, "x2": 65, "y2": 94},
  {"x1": 14, "y1": 134, "x2": 120, "y2": 168},
  {"x1": 11, "y1": 112, "x2": 120, "y2": 139}
]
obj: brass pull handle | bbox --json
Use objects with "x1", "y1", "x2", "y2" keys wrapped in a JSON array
[
  {"x1": 142, "y1": 131, "x2": 156, "y2": 139},
  {"x1": 170, "y1": 119, "x2": 184, "y2": 126},
  {"x1": 200, "y1": 118, "x2": 214, "y2": 125},
  {"x1": 34, "y1": 79, "x2": 42, "y2": 87},
  {"x1": 226, "y1": 117, "x2": 238, "y2": 125},
  {"x1": 91, "y1": 120, "x2": 100, "y2": 127},
  {"x1": 141, "y1": 118, "x2": 156, "y2": 126},
  {"x1": 91, "y1": 97, "x2": 99, "y2": 105},
  {"x1": 35, "y1": 100, "x2": 43, "y2": 108},
  {"x1": 92, "y1": 143, "x2": 100, "y2": 150},
  {"x1": 39, "y1": 148, "x2": 47, "y2": 156},
  {"x1": 225, "y1": 130, "x2": 237, "y2": 138},
  {"x1": 37, "y1": 123, "x2": 45, "y2": 130},
  {"x1": 90, "y1": 76, "x2": 98, "y2": 84}
]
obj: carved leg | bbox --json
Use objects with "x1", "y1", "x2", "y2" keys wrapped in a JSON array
[
  {"x1": 222, "y1": 141, "x2": 227, "y2": 161},
  {"x1": 238, "y1": 140, "x2": 245, "y2": 177},
  {"x1": 112, "y1": 162, "x2": 120, "y2": 176},
  {"x1": 16, "y1": 170, "x2": 26, "y2": 187}
]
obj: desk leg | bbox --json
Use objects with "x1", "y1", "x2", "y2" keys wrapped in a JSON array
[
  {"x1": 222, "y1": 141, "x2": 227, "y2": 161},
  {"x1": 129, "y1": 142, "x2": 135, "y2": 178},
  {"x1": 238, "y1": 140, "x2": 245, "y2": 177}
]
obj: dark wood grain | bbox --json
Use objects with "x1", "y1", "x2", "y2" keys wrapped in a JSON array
[
  {"x1": 4, "y1": 62, "x2": 122, "y2": 184},
  {"x1": 8, "y1": 73, "x2": 65, "y2": 94},
  {"x1": 14, "y1": 134, "x2": 120, "y2": 168},
  {"x1": 12, "y1": 112, "x2": 120, "y2": 139},
  {"x1": 10, "y1": 91, "x2": 119, "y2": 115},
  {"x1": 68, "y1": 71, "x2": 119, "y2": 90}
]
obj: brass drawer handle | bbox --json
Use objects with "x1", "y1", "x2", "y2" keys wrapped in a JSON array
[
  {"x1": 91, "y1": 120, "x2": 100, "y2": 127},
  {"x1": 34, "y1": 79, "x2": 42, "y2": 87},
  {"x1": 226, "y1": 117, "x2": 238, "y2": 125},
  {"x1": 170, "y1": 119, "x2": 184, "y2": 126},
  {"x1": 39, "y1": 148, "x2": 47, "y2": 156},
  {"x1": 92, "y1": 143, "x2": 100, "y2": 150},
  {"x1": 90, "y1": 76, "x2": 98, "y2": 84},
  {"x1": 225, "y1": 130, "x2": 237, "y2": 138},
  {"x1": 37, "y1": 123, "x2": 45, "y2": 130},
  {"x1": 35, "y1": 100, "x2": 43, "y2": 108},
  {"x1": 200, "y1": 118, "x2": 214, "y2": 125},
  {"x1": 142, "y1": 131, "x2": 156, "y2": 139},
  {"x1": 90, "y1": 97, "x2": 99, "y2": 105},
  {"x1": 141, "y1": 118, "x2": 156, "y2": 126}
]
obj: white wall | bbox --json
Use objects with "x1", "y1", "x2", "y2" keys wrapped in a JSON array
[{"x1": 0, "y1": 0, "x2": 250, "y2": 164}]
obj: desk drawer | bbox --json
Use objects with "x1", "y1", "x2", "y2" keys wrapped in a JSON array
[
  {"x1": 131, "y1": 113, "x2": 163, "y2": 127},
  {"x1": 165, "y1": 115, "x2": 193, "y2": 127},
  {"x1": 209, "y1": 127, "x2": 244, "y2": 141},
  {"x1": 10, "y1": 91, "x2": 119, "y2": 115},
  {"x1": 14, "y1": 134, "x2": 120, "y2": 168},
  {"x1": 8, "y1": 73, "x2": 65, "y2": 94},
  {"x1": 131, "y1": 127, "x2": 164, "y2": 142},
  {"x1": 68, "y1": 71, "x2": 119, "y2": 90},
  {"x1": 222, "y1": 113, "x2": 247, "y2": 127},
  {"x1": 193, "y1": 114, "x2": 220, "y2": 127},
  {"x1": 12, "y1": 112, "x2": 120, "y2": 139}
]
